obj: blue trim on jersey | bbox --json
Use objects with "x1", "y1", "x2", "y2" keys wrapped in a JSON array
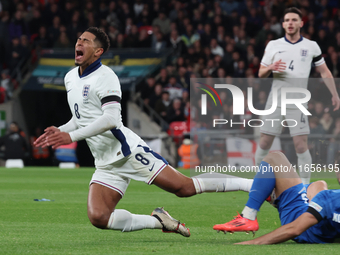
[
  {"x1": 284, "y1": 35, "x2": 303, "y2": 45},
  {"x1": 79, "y1": 58, "x2": 102, "y2": 78},
  {"x1": 137, "y1": 145, "x2": 168, "y2": 165},
  {"x1": 110, "y1": 128, "x2": 131, "y2": 157}
]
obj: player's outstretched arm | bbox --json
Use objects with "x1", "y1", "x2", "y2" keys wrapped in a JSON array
[
  {"x1": 315, "y1": 63, "x2": 340, "y2": 111},
  {"x1": 235, "y1": 213, "x2": 318, "y2": 245},
  {"x1": 258, "y1": 60, "x2": 286, "y2": 78}
]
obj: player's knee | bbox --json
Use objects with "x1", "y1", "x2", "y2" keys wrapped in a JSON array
[
  {"x1": 294, "y1": 140, "x2": 308, "y2": 154},
  {"x1": 259, "y1": 134, "x2": 274, "y2": 150},
  {"x1": 175, "y1": 188, "x2": 190, "y2": 197},
  {"x1": 263, "y1": 151, "x2": 284, "y2": 165},
  {"x1": 295, "y1": 146, "x2": 307, "y2": 154},
  {"x1": 314, "y1": 180, "x2": 328, "y2": 190},
  {"x1": 88, "y1": 210, "x2": 110, "y2": 229},
  {"x1": 259, "y1": 140, "x2": 271, "y2": 150},
  {"x1": 174, "y1": 182, "x2": 196, "y2": 197}
]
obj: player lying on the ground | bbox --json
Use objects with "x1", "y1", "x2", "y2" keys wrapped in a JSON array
[
  {"x1": 214, "y1": 151, "x2": 340, "y2": 244},
  {"x1": 34, "y1": 27, "x2": 254, "y2": 237}
]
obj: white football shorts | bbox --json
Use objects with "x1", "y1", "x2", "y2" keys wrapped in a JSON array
[
  {"x1": 260, "y1": 107, "x2": 310, "y2": 137},
  {"x1": 90, "y1": 140, "x2": 168, "y2": 196}
]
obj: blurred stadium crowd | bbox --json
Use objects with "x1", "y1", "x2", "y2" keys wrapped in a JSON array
[{"x1": 1, "y1": 0, "x2": 340, "y2": 150}]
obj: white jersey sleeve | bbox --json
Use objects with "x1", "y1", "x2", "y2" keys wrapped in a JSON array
[
  {"x1": 58, "y1": 116, "x2": 78, "y2": 133},
  {"x1": 69, "y1": 106, "x2": 121, "y2": 142},
  {"x1": 260, "y1": 41, "x2": 274, "y2": 67},
  {"x1": 311, "y1": 42, "x2": 325, "y2": 66},
  {"x1": 96, "y1": 71, "x2": 122, "y2": 110}
]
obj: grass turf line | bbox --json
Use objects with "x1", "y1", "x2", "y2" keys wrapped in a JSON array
[{"x1": 0, "y1": 167, "x2": 339, "y2": 255}]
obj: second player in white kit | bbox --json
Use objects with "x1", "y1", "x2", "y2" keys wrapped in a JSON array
[
  {"x1": 260, "y1": 35, "x2": 325, "y2": 137},
  {"x1": 255, "y1": 7, "x2": 340, "y2": 185}
]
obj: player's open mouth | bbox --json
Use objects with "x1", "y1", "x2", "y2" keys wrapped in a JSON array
[{"x1": 75, "y1": 50, "x2": 84, "y2": 60}]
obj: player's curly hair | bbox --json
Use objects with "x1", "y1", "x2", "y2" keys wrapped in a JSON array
[
  {"x1": 284, "y1": 7, "x2": 302, "y2": 19},
  {"x1": 86, "y1": 27, "x2": 110, "y2": 53}
]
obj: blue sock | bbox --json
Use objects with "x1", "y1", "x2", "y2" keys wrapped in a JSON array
[{"x1": 245, "y1": 161, "x2": 276, "y2": 211}]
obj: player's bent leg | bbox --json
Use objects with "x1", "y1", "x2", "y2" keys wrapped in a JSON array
[
  {"x1": 152, "y1": 165, "x2": 196, "y2": 197},
  {"x1": 214, "y1": 152, "x2": 300, "y2": 234},
  {"x1": 87, "y1": 183, "x2": 122, "y2": 229},
  {"x1": 137, "y1": 141, "x2": 252, "y2": 196},
  {"x1": 264, "y1": 151, "x2": 302, "y2": 198},
  {"x1": 306, "y1": 180, "x2": 328, "y2": 201},
  {"x1": 153, "y1": 165, "x2": 253, "y2": 196},
  {"x1": 213, "y1": 159, "x2": 275, "y2": 233},
  {"x1": 88, "y1": 183, "x2": 186, "y2": 235}
]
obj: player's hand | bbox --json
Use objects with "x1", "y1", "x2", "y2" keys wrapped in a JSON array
[
  {"x1": 46, "y1": 132, "x2": 72, "y2": 149},
  {"x1": 33, "y1": 126, "x2": 60, "y2": 147},
  {"x1": 269, "y1": 59, "x2": 286, "y2": 72},
  {"x1": 332, "y1": 95, "x2": 340, "y2": 111}
]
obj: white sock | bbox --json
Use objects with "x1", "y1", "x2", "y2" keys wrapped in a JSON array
[
  {"x1": 192, "y1": 173, "x2": 253, "y2": 194},
  {"x1": 255, "y1": 145, "x2": 269, "y2": 166},
  {"x1": 297, "y1": 150, "x2": 312, "y2": 185},
  {"x1": 241, "y1": 206, "x2": 258, "y2": 221},
  {"x1": 107, "y1": 209, "x2": 162, "y2": 231}
]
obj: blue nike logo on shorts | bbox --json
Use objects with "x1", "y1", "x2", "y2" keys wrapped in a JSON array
[{"x1": 149, "y1": 163, "x2": 155, "y2": 172}]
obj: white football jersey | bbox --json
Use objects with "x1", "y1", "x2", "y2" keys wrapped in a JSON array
[
  {"x1": 64, "y1": 60, "x2": 141, "y2": 167},
  {"x1": 260, "y1": 36, "x2": 325, "y2": 109}
]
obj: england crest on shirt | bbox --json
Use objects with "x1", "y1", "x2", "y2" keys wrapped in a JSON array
[
  {"x1": 83, "y1": 85, "x2": 90, "y2": 97},
  {"x1": 300, "y1": 49, "x2": 308, "y2": 57},
  {"x1": 300, "y1": 49, "x2": 308, "y2": 62},
  {"x1": 82, "y1": 85, "x2": 90, "y2": 104}
]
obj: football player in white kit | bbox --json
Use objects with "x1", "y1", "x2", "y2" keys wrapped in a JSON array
[
  {"x1": 255, "y1": 7, "x2": 340, "y2": 184},
  {"x1": 34, "y1": 27, "x2": 254, "y2": 237}
]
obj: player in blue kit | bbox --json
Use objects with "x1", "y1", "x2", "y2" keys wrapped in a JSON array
[
  {"x1": 214, "y1": 151, "x2": 340, "y2": 244},
  {"x1": 34, "y1": 27, "x2": 254, "y2": 237}
]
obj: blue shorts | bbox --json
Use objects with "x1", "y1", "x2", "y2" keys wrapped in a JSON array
[{"x1": 275, "y1": 183, "x2": 310, "y2": 226}]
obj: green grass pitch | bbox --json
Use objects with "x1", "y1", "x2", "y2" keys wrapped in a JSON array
[{"x1": 0, "y1": 167, "x2": 339, "y2": 255}]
